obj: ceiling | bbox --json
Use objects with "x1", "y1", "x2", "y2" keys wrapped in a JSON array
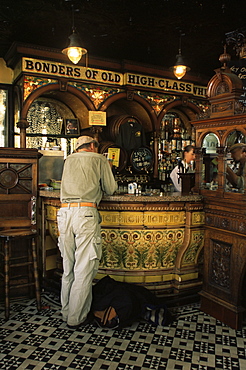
[{"x1": 0, "y1": 0, "x2": 245, "y2": 79}]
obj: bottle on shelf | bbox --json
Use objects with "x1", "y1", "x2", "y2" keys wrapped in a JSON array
[
  {"x1": 162, "y1": 162, "x2": 167, "y2": 182},
  {"x1": 158, "y1": 160, "x2": 163, "y2": 181},
  {"x1": 123, "y1": 177, "x2": 128, "y2": 193}
]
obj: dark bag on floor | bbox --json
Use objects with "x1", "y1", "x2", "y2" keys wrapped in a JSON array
[
  {"x1": 93, "y1": 306, "x2": 120, "y2": 329},
  {"x1": 91, "y1": 276, "x2": 173, "y2": 329}
]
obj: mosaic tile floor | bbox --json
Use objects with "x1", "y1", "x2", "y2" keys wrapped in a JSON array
[{"x1": 0, "y1": 293, "x2": 246, "y2": 370}]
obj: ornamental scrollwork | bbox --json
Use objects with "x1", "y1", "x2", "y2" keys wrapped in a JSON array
[{"x1": 210, "y1": 240, "x2": 231, "y2": 290}]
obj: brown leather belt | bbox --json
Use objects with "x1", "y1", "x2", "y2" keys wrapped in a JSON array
[{"x1": 61, "y1": 202, "x2": 96, "y2": 208}]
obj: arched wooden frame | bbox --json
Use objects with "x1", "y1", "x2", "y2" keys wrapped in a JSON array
[
  {"x1": 100, "y1": 91, "x2": 158, "y2": 132},
  {"x1": 100, "y1": 91, "x2": 158, "y2": 176},
  {"x1": 157, "y1": 99, "x2": 202, "y2": 127},
  {"x1": 197, "y1": 131, "x2": 222, "y2": 149},
  {"x1": 202, "y1": 132, "x2": 220, "y2": 150},
  {"x1": 20, "y1": 83, "x2": 96, "y2": 120},
  {"x1": 16, "y1": 83, "x2": 96, "y2": 148},
  {"x1": 223, "y1": 128, "x2": 246, "y2": 148},
  {"x1": 196, "y1": 127, "x2": 246, "y2": 149},
  {"x1": 207, "y1": 72, "x2": 243, "y2": 99}
]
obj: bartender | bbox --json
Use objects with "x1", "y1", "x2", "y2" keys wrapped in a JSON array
[{"x1": 170, "y1": 145, "x2": 195, "y2": 192}]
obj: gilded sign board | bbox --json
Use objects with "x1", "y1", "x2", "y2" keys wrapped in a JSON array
[
  {"x1": 22, "y1": 58, "x2": 123, "y2": 85},
  {"x1": 22, "y1": 57, "x2": 207, "y2": 97},
  {"x1": 124, "y1": 73, "x2": 206, "y2": 97}
]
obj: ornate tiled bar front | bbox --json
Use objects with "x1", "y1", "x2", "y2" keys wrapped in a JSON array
[{"x1": 39, "y1": 191, "x2": 204, "y2": 297}]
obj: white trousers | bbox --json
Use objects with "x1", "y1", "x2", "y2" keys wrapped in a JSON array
[{"x1": 57, "y1": 206, "x2": 101, "y2": 326}]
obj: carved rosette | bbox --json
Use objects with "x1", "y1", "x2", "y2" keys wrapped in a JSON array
[{"x1": 0, "y1": 162, "x2": 32, "y2": 194}]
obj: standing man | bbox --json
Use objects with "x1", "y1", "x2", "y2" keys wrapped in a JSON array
[
  {"x1": 170, "y1": 145, "x2": 195, "y2": 192},
  {"x1": 226, "y1": 143, "x2": 246, "y2": 191},
  {"x1": 57, "y1": 136, "x2": 117, "y2": 329}
]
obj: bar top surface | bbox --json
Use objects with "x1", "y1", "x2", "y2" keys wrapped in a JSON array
[{"x1": 39, "y1": 190, "x2": 203, "y2": 203}]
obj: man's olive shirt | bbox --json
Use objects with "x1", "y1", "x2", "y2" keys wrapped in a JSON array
[{"x1": 60, "y1": 151, "x2": 117, "y2": 204}]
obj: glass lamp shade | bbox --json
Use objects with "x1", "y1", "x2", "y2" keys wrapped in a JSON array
[
  {"x1": 170, "y1": 53, "x2": 190, "y2": 80},
  {"x1": 173, "y1": 65, "x2": 188, "y2": 79},
  {"x1": 62, "y1": 31, "x2": 87, "y2": 64},
  {"x1": 66, "y1": 47, "x2": 84, "y2": 64}
]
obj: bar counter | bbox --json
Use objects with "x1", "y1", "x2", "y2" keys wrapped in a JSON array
[{"x1": 39, "y1": 190, "x2": 205, "y2": 297}]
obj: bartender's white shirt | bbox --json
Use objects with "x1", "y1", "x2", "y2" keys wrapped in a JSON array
[{"x1": 170, "y1": 160, "x2": 191, "y2": 192}]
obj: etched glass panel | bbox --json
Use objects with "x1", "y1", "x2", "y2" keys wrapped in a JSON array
[
  {"x1": 201, "y1": 133, "x2": 219, "y2": 190},
  {"x1": 225, "y1": 130, "x2": 246, "y2": 193},
  {"x1": 26, "y1": 100, "x2": 63, "y2": 149},
  {"x1": 0, "y1": 89, "x2": 7, "y2": 147}
]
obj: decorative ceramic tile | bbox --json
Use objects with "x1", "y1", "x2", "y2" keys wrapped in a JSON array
[{"x1": 0, "y1": 293, "x2": 245, "y2": 370}]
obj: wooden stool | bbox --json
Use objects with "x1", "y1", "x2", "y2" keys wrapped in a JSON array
[{"x1": 0, "y1": 228, "x2": 41, "y2": 320}]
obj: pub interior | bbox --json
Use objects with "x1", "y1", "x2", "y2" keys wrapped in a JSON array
[{"x1": 0, "y1": 1, "x2": 246, "y2": 369}]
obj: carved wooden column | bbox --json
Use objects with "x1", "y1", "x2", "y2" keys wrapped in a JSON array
[
  {"x1": 153, "y1": 131, "x2": 159, "y2": 179},
  {"x1": 193, "y1": 147, "x2": 203, "y2": 193},
  {"x1": 216, "y1": 146, "x2": 225, "y2": 192},
  {"x1": 16, "y1": 119, "x2": 29, "y2": 148}
]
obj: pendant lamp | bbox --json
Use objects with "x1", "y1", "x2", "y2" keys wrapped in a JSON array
[
  {"x1": 62, "y1": 5, "x2": 87, "y2": 64},
  {"x1": 170, "y1": 33, "x2": 190, "y2": 80}
]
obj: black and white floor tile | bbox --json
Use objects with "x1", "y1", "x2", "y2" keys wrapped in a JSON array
[{"x1": 0, "y1": 293, "x2": 245, "y2": 370}]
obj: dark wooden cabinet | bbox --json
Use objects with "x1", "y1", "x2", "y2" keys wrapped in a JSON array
[
  {"x1": 0, "y1": 147, "x2": 41, "y2": 224},
  {"x1": 193, "y1": 66, "x2": 246, "y2": 329},
  {"x1": 0, "y1": 147, "x2": 42, "y2": 299}
]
